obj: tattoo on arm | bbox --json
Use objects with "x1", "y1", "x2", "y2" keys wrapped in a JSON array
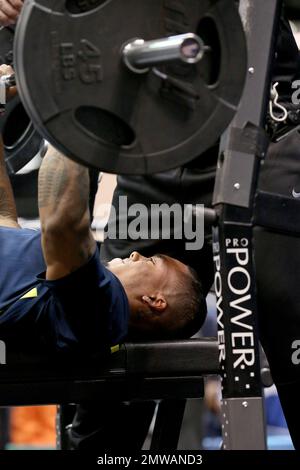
[
  {"x1": 38, "y1": 151, "x2": 68, "y2": 208},
  {"x1": 38, "y1": 148, "x2": 95, "y2": 279},
  {"x1": 0, "y1": 155, "x2": 18, "y2": 223},
  {"x1": 0, "y1": 186, "x2": 17, "y2": 219},
  {"x1": 38, "y1": 147, "x2": 90, "y2": 221}
]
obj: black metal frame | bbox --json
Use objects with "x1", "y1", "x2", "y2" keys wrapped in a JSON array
[{"x1": 212, "y1": 0, "x2": 283, "y2": 450}]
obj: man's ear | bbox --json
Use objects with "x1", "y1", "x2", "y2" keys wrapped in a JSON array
[{"x1": 142, "y1": 294, "x2": 167, "y2": 313}]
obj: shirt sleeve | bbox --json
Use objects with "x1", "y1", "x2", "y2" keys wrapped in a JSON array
[{"x1": 38, "y1": 247, "x2": 129, "y2": 354}]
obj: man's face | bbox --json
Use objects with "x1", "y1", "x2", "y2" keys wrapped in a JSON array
[
  {"x1": 107, "y1": 252, "x2": 189, "y2": 335},
  {"x1": 107, "y1": 251, "x2": 188, "y2": 297}
]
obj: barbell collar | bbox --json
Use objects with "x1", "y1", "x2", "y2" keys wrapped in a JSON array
[{"x1": 122, "y1": 33, "x2": 205, "y2": 74}]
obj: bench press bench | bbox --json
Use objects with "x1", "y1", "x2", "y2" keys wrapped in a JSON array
[{"x1": 0, "y1": 338, "x2": 219, "y2": 449}]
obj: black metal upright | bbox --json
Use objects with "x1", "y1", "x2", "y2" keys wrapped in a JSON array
[{"x1": 212, "y1": 0, "x2": 282, "y2": 449}]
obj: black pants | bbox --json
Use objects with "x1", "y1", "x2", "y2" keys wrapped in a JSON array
[
  {"x1": 101, "y1": 152, "x2": 218, "y2": 296},
  {"x1": 254, "y1": 131, "x2": 300, "y2": 450},
  {"x1": 70, "y1": 401, "x2": 156, "y2": 451}
]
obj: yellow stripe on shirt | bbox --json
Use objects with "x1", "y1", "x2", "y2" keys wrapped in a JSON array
[
  {"x1": 20, "y1": 288, "x2": 38, "y2": 299},
  {"x1": 110, "y1": 344, "x2": 120, "y2": 354}
]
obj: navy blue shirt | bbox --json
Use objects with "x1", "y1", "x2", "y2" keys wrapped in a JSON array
[{"x1": 0, "y1": 227, "x2": 129, "y2": 355}]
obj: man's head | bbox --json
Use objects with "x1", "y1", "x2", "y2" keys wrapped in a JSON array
[{"x1": 107, "y1": 252, "x2": 207, "y2": 340}]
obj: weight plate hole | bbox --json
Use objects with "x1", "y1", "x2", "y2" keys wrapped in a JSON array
[
  {"x1": 65, "y1": 0, "x2": 108, "y2": 14},
  {"x1": 75, "y1": 106, "x2": 136, "y2": 148},
  {"x1": 3, "y1": 102, "x2": 31, "y2": 149},
  {"x1": 197, "y1": 17, "x2": 221, "y2": 87}
]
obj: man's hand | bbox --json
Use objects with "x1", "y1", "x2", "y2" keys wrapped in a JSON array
[
  {"x1": 0, "y1": 63, "x2": 16, "y2": 100},
  {"x1": 0, "y1": 0, "x2": 23, "y2": 26}
]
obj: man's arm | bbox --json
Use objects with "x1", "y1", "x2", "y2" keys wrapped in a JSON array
[
  {"x1": 38, "y1": 145, "x2": 96, "y2": 280},
  {"x1": 0, "y1": 137, "x2": 19, "y2": 228},
  {"x1": 0, "y1": 0, "x2": 23, "y2": 26},
  {"x1": 0, "y1": 63, "x2": 21, "y2": 228}
]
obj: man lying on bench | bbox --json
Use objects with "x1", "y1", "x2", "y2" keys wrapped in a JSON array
[{"x1": 0, "y1": 65, "x2": 207, "y2": 358}]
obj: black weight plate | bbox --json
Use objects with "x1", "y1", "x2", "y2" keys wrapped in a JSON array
[
  {"x1": 14, "y1": 0, "x2": 247, "y2": 175},
  {"x1": 3, "y1": 97, "x2": 45, "y2": 174},
  {"x1": 0, "y1": 26, "x2": 14, "y2": 65},
  {"x1": 0, "y1": 25, "x2": 43, "y2": 174}
]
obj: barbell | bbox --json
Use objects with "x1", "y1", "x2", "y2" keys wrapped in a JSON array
[{"x1": 4, "y1": 0, "x2": 248, "y2": 175}]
